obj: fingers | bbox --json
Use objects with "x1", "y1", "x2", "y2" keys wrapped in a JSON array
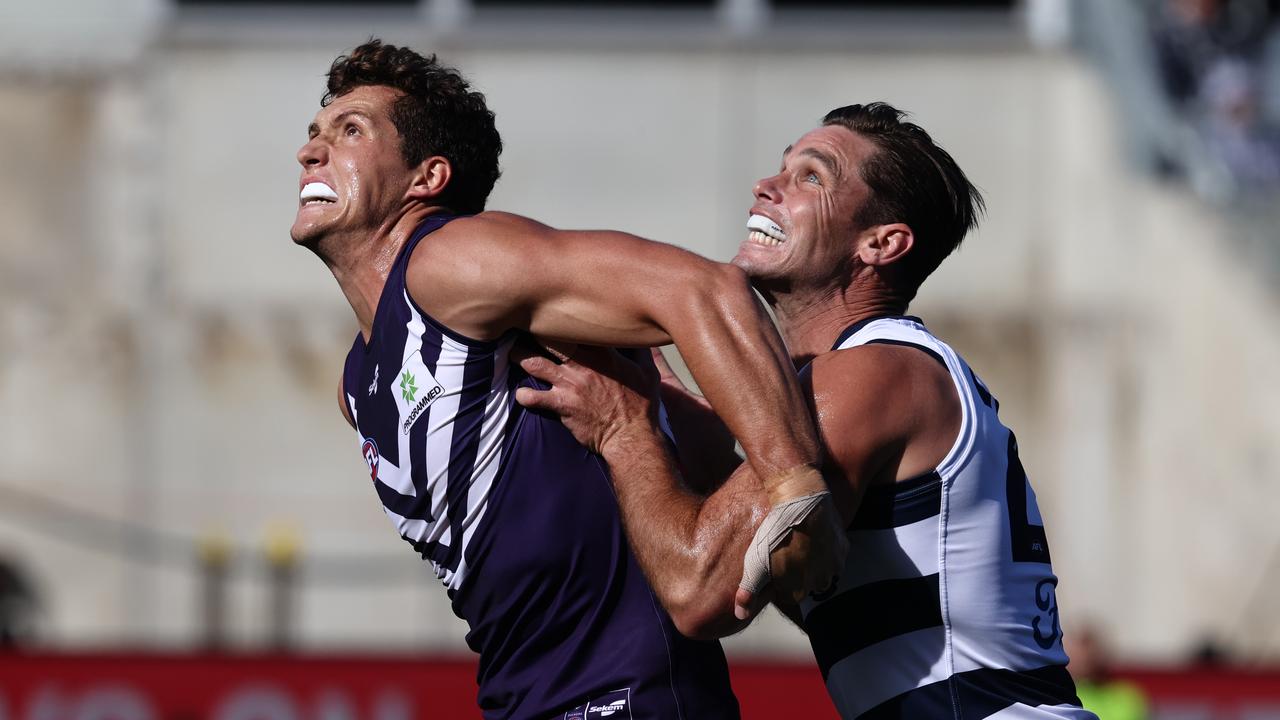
[
  {"x1": 772, "y1": 496, "x2": 847, "y2": 602},
  {"x1": 514, "y1": 385, "x2": 557, "y2": 412},
  {"x1": 734, "y1": 585, "x2": 771, "y2": 622},
  {"x1": 738, "y1": 491, "x2": 845, "y2": 620},
  {"x1": 517, "y1": 354, "x2": 562, "y2": 383}
]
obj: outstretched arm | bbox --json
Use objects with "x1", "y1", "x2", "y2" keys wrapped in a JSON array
[
  {"x1": 409, "y1": 211, "x2": 842, "y2": 612},
  {"x1": 411, "y1": 212, "x2": 817, "y2": 477},
  {"x1": 515, "y1": 348, "x2": 848, "y2": 638},
  {"x1": 515, "y1": 344, "x2": 948, "y2": 638}
]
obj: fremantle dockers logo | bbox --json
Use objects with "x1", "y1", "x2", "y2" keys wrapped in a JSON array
[{"x1": 361, "y1": 438, "x2": 380, "y2": 483}]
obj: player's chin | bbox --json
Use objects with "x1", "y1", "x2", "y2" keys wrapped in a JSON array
[
  {"x1": 290, "y1": 218, "x2": 325, "y2": 247},
  {"x1": 731, "y1": 242, "x2": 783, "y2": 279}
]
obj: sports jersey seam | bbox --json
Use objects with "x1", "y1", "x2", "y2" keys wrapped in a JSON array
[
  {"x1": 402, "y1": 285, "x2": 516, "y2": 350},
  {"x1": 836, "y1": 320, "x2": 974, "y2": 479},
  {"x1": 399, "y1": 216, "x2": 516, "y2": 350},
  {"x1": 938, "y1": 451, "x2": 959, "y2": 719}
]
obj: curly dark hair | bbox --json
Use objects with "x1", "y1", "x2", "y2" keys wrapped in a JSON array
[
  {"x1": 324, "y1": 39, "x2": 502, "y2": 215},
  {"x1": 822, "y1": 103, "x2": 984, "y2": 299}
]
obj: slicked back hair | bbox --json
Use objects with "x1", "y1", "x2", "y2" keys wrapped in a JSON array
[
  {"x1": 324, "y1": 39, "x2": 502, "y2": 215},
  {"x1": 822, "y1": 103, "x2": 984, "y2": 298}
]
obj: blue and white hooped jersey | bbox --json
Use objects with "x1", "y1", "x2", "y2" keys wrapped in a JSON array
[
  {"x1": 341, "y1": 215, "x2": 738, "y2": 720},
  {"x1": 799, "y1": 316, "x2": 1096, "y2": 720}
]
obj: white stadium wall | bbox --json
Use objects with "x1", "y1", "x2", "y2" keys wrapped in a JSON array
[{"x1": 1, "y1": 15, "x2": 1278, "y2": 662}]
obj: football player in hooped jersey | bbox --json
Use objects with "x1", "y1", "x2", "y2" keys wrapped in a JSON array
[
  {"x1": 291, "y1": 40, "x2": 847, "y2": 719},
  {"x1": 518, "y1": 104, "x2": 1100, "y2": 720}
]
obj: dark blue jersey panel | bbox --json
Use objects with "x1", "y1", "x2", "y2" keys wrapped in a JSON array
[{"x1": 341, "y1": 215, "x2": 738, "y2": 720}]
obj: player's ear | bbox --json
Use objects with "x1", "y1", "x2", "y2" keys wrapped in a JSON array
[
  {"x1": 855, "y1": 222, "x2": 913, "y2": 267},
  {"x1": 406, "y1": 156, "x2": 452, "y2": 202}
]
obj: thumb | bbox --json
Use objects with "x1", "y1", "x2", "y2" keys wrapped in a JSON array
[
  {"x1": 515, "y1": 386, "x2": 556, "y2": 412},
  {"x1": 733, "y1": 586, "x2": 768, "y2": 622}
]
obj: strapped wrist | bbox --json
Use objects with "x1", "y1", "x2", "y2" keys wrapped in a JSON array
[{"x1": 762, "y1": 464, "x2": 827, "y2": 507}]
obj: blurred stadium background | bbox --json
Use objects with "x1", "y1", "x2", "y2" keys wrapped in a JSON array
[{"x1": 2, "y1": 0, "x2": 1280, "y2": 717}]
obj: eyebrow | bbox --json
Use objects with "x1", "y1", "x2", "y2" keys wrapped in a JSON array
[
  {"x1": 782, "y1": 145, "x2": 841, "y2": 180},
  {"x1": 308, "y1": 109, "x2": 372, "y2": 136}
]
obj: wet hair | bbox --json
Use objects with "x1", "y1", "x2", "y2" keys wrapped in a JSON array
[
  {"x1": 822, "y1": 102, "x2": 984, "y2": 298},
  {"x1": 324, "y1": 39, "x2": 502, "y2": 215}
]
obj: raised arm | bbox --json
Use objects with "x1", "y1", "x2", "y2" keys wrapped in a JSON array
[
  {"x1": 410, "y1": 212, "x2": 817, "y2": 479},
  {"x1": 515, "y1": 344, "x2": 951, "y2": 638},
  {"x1": 408, "y1": 211, "x2": 840, "y2": 609}
]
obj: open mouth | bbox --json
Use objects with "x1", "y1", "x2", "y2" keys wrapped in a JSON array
[
  {"x1": 747, "y1": 214, "x2": 786, "y2": 247},
  {"x1": 300, "y1": 182, "x2": 338, "y2": 207}
]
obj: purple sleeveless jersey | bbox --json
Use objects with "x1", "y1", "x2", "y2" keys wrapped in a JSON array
[{"x1": 341, "y1": 215, "x2": 740, "y2": 720}]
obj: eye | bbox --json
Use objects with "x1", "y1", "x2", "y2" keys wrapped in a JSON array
[
  {"x1": 345, "y1": 123, "x2": 360, "y2": 137},
  {"x1": 804, "y1": 171, "x2": 821, "y2": 184}
]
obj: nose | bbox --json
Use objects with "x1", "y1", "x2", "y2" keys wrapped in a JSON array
[
  {"x1": 297, "y1": 136, "x2": 327, "y2": 168},
  {"x1": 753, "y1": 173, "x2": 782, "y2": 203}
]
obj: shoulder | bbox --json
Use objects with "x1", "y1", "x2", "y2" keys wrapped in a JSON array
[
  {"x1": 803, "y1": 344, "x2": 925, "y2": 443},
  {"x1": 401, "y1": 212, "x2": 553, "y2": 339},
  {"x1": 803, "y1": 343, "x2": 960, "y2": 511},
  {"x1": 405, "y1": 212, "x2": 558, "y2": 287},
  {"x1": 423, "y1": 210, "x2": 553, "y2": 250}
]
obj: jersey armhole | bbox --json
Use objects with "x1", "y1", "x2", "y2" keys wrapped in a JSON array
[
  {"x1": 403, "y1": 239, "x2": 518, "y2": 351},
  {"x1": 863, "y1": 337, "x2": 948, "y2": 370}
]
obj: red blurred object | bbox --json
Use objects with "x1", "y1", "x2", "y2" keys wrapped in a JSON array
[
  {"x1": 0, "y1": 651, "x2": 835, "y2": 720},
  {"x1": 1, "y1": 652, "x2": 1277, "y2": 719}
]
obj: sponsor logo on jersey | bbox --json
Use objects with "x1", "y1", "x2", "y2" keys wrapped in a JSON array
[
  {"x1": 589, "y1": 700, "x2": 627, "y2": 717},
  {"x1": 368, "y1": 364, "x2": 379, "y2": 396},
  {"x1": 395, "y1": 353, "x2": 446, "y2": 435},
  {"x1": 361, "y1": 438, "x2": 379, "y2": 482},
  {"x1": 584, "y1": 690, "x2": 630, "y2": 719},
  {"x1": 403, "y1": 384, "x2": 444, "y2": 434},
  {"x1": 400, "y1": 370, "x2": 418, "y2": 402}
]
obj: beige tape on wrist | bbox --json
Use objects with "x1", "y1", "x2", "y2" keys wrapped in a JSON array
[
  {"x1": 739, "y1": 488, "x2": 832, "y2": 596},
  {"x1": 762, "y1": 464, "x2": 827, "y2": 507}
]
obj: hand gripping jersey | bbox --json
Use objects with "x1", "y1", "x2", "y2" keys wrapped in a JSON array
[
  {"x1": 799, "y1": 317, "x2": 1096, "y2": 720},
  {"x1": 342, "y1": 215, "x2": 738, "y2": 720}
]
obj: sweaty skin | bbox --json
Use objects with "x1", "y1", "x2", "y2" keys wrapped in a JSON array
[
  {"x1": 297, "y1": 84, "x2": 846, "y2": 619},
  {"x1": 513, "y1": 123, "x2": 962, "y2": 638},
  {"x1": 515, "y1": 342, "x2": 959, "y2": 638}
]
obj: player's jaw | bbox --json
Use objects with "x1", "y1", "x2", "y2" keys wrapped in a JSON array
[
  {"x1": 732, "y1": 207, "x2": 800, "y2": 280},
  {"x1": 291, "y1": 175, "x2": 343, "y2": 246}
]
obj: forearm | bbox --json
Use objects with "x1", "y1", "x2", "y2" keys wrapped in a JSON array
[
  {"x1": 655, "y1": 265, "x2": 822, "y2": 499},
  {"x1": 602, "y1": 423, "x2": 765, "y2": 640}
]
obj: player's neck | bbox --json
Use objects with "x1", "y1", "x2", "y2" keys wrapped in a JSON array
[
  {"x1": 322, "y1": 204, "x2": 442, "y2": 341},
  {"x1": 772, "y1": 283, "x2": 908, "y2": 364}
]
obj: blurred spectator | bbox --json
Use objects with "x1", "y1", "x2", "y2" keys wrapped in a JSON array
[
  {"x1": 1153, "y1": 0, "x2": 1272, "y2": 105},
  {"x1": 1189, "y1": 635, "x2": 1231, "y2": 666},
  {"x1": 1067, "y1": 624, "x2": 1149, "y2": 720},
  {"x1": 0, "y1": 555, "x2": 38, "y2": 647},
  {"x1": 1151, "y1": 0, "x2": 1280, "y2": 190}
]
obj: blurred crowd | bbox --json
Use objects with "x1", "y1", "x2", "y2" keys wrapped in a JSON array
[{"x1": 1150, "y1": 0, "x2": 1280, "y2": 191}]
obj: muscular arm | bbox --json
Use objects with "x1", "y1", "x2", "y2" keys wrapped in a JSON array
[
  {"x1": 408, "y1": 212, "x2": 819, "y2": 488},
  {"x1": 518, "y1": 344, "x2": 960, "y2": 638},
  {"x1": 600, "y1": 423, "x2": 767, "y2": 640}
]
